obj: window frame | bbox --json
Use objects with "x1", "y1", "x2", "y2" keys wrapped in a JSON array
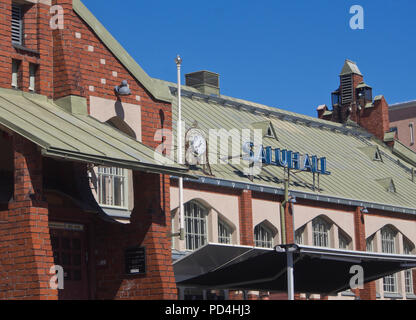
[
  {"x1": 254, "y1": 224, "x2": 274, "y2": 249},
  {"x1": 338, "y1": 232, "x2": 350, "y2": 250},
  {"x1": 381, "y1": 226, "x2": 398, "y2": 293},
  {"x1": 312, "y1": 217, "x2": 330, "y2": 248},
  {"x1": 96, "y1": 166, "x2": 129, "y2": 210},
  {"x1": 11, "y1": 3, "x2": 24, "y2": 46},
  {"x1": 184, "y1": 201, "x2": 208, "y2": 251},
  {"x1": 404, "y1": 240, "x2": 414, "y2": 295},
  {"x1": 218, "y1": 219, "x2": 232, "y2": 244}
]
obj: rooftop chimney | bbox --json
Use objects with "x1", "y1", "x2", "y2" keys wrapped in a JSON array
[{"x1": 185, "y1": 71, "x2": 220, "y2": 96}]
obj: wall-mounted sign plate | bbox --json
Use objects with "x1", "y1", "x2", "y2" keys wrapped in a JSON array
[
  {"x1": 125, "y1": 246, "x2": 146, "y2": 275},
  {"x1": 49, "y1": 222, "x2": 84, "y2": 232}
]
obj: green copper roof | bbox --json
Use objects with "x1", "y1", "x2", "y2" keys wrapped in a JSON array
[
  {"x1": 73, "y1": 0, "x2": 171, "y2": 103},
  {"x1": 0, "y1": 89, "x2": 188, "y2": 176},
  {"x1": 160, "y1": 80, "x2": 416, "y2": 212}
]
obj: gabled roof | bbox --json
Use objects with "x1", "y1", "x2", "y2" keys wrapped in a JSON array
[
  {"x1": 340, "y1": 59, "x2": 362, "y2": 76},
  {"x1": 159, "y1": 79, "x2": 416, "y2": 214},
  {"x1": 72, "y1": 0, "x2": 171, "y2": 102},
  {"x1": 0, "y1": 89, "x2": 188, "y2": 176}
]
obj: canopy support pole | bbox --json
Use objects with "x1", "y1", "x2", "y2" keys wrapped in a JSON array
[{"x1": 287, "y1": 249, "x2": 295, "y2": 300}]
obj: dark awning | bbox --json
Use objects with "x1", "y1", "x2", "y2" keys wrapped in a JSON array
[{"x1": 174, "y1": 243, "x2": 416, "y2": 295}]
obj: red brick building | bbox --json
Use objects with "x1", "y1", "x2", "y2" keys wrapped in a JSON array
[
  {"x1": 0, "y1": 0, "x2": 187, "y2": 300},
  {"x1": 0, "y1": 0, "x2": 415, "y2": 301}
]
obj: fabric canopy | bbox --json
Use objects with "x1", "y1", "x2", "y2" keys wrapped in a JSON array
[{"x1": 174, "y1": 243, "x2": 416, "y2": 295}]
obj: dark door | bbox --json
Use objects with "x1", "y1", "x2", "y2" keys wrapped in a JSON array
[{"x1": 50, "y1": 225, "x2": 89, "y2": 300}]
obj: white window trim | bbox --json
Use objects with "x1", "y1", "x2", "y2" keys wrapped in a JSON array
[
  {"x1": 96, "y1": 166, "x2": 129, "y2": 210},
  {"x1": 184, "y1": 201, "x2": 208, "y2": 251},
  {"x1": 381, "y1": 227, "x2": 398, "y2": 294},
  {"x1": 312, "y1": 217, "x2": 330, "y2": 248}
]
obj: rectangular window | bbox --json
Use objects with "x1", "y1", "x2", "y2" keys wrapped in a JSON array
[
  {"x1": 97, "y1": 167, "x2": 128, "y2": 209},
  {"x1": 11, "y1": 59, "x2": 21, "y2": 89},
  {"x1": 410, "y1": 123, "x2": 414, "y2": 146},
  {"x1": 11, "y1": 4, "x2": 23, "y2": 45},
  {"x1": 29, "y1": 63, "x2": 38, "y2": 92}
]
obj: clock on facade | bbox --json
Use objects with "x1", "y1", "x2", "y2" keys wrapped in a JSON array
[{"x1": 185, "y1": 127, "x2": 207, "y2": 166}]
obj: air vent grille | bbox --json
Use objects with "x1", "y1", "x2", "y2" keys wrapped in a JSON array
[
  {"x1": 340, "y1": 74, "x2": 353, "y2": 104},
  {"x1": 11, "y1": 5, "x2": 23, "y2": 45}
]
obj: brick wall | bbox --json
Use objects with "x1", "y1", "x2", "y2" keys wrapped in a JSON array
[
  {"x1": 51, "y1": 0, "x2": 171, "y2": 149},
  {"x1": 93, "y1": 172, "x2": 176, "y2": 299},
  {"x1": 0, "y1": 135, "x2": 57, "y2": 300}
]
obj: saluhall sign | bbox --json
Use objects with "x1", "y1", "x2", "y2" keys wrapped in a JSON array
[{"x1": 242, "y1": 143, "x2": 331, "y2": 176}]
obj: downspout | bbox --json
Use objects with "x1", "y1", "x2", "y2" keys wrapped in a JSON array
[{"x1": 280, "y1": 179, "x2": 289, "y2": 245}]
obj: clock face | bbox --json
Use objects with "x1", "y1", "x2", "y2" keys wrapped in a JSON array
[{"x1": 190, "y1": 134, "x2": 207, "y2": 156}]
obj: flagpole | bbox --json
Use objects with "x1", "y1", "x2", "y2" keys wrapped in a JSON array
[{"x1": 175, "y1": 55, "x2": 185, "y2": 241}]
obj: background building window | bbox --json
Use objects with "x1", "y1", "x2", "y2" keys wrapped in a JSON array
[
  {"x1": 185, "y1": 201, "x2": 207, "y2": 251},
  {"x1": 218, "y1": 220, "x2": 231, "y2": 244},
  {"x1": 404, "y1": 240, "x2": 414, "y2": 295},
  {"x1": 254, "y1": 224, "x2": 273, "y2": 248},
  {"x1": 97, "y1": 166, "x2": 128, "y2": 209},
  {"x1": 312, "y1": 217, "x2": 330, "y2": 248},
  {"x1": 381, "y1": 226, "x2": 398, "y2": 293},
  {"x1": 410, "y1": 123, "x2": 414, "y2": 146}
]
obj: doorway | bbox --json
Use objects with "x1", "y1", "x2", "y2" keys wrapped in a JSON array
[{"x1": 50, "y1": 223, "x2": 89, "y2": 300}]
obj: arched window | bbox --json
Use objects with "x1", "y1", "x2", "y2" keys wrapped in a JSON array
[
  {"x1": 185, "y1": 201, "x2": 207, "y2": 251},
  {"x1": 366, "y1": 235, "x2": 375, "y2": 252},
  {"x1": 381, "y1": 226, "x2": 398, "y2": 293},
  {"x1": 404, "y1": 239, "x2": 414, "y2": 295},
  {"x1": 338, "y1": 231, "x2": 350, "y2": 250},
  {"x1": 312, "y1": 217, "x2": 330, "y2": 248},
  {"x1": 218, "y1": 219, "x2": 232, "y2": 244},
  {"x1": 295, "y1": 226, "x2": 305, "y2": 245},
  {"x1": 254, "y1": 224, "x2": 273, "y2": 248}
]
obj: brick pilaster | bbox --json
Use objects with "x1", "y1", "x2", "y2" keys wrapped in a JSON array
[
  {"x1": 284, "y1": 202, "x2": 294, "y2": 244},
  {"x1": 353, "y1": 206, "x2": 376, "y2": 300},
  {"x1": 0, "y1": 135, "x2": 56, "y2": 300},
  {"x1": 238, "y1": 190, "x2": 254, "y2": 246}
]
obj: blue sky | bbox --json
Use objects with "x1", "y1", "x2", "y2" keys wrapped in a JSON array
[{"x1": 83, "y1": 0, "x2": 416, "y2": 117}]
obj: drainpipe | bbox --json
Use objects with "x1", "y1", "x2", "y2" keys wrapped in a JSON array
[
  {"x1": 280, "y1": 179, "x2": 289, "y2": 245},
  {"x1": 175, "y1": 55, "x2": 185, "y2": 241}
]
